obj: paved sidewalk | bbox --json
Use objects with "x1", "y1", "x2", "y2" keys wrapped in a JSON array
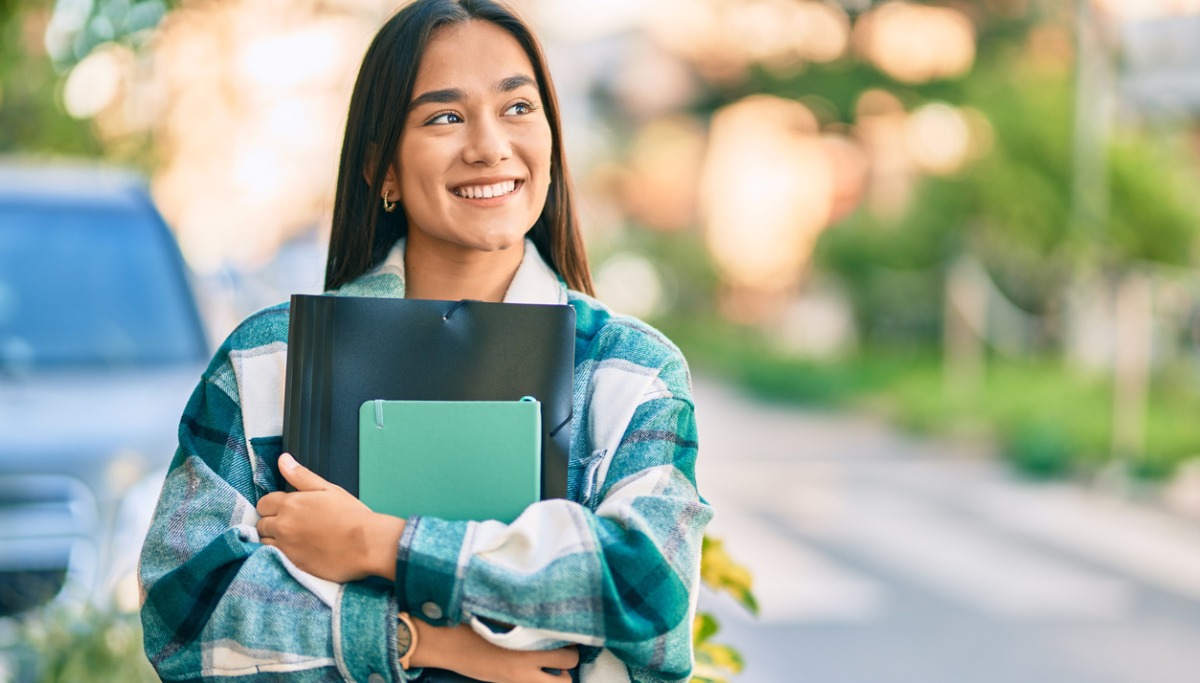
[{"x1": 692, "y1": 376, "x2": 1200, "y2": 683}]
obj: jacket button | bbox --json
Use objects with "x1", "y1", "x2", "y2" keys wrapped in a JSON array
[{"x1": 421, "y1": 602, "x2": 443, "y2": 620}]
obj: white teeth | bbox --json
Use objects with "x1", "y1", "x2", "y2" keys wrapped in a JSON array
[{"x1": 454, "y1": 180, "x2": 517, "y2": 199}]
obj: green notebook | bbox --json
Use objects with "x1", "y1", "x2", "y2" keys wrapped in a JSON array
[{"x1": 358, "y1": 398, "x2": 541, "y2": 523}]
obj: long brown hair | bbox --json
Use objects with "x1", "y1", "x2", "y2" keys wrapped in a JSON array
[{"x1": 324, "y1": 0, "x2": 593, "y2": 295}]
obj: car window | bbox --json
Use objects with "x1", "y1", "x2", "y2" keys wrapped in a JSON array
[{"x1": 0, "y1": 202, "x2": 207, "y2": 368}]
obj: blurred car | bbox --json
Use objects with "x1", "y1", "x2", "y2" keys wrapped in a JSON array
[{"x1": 0, "y1": 163, "x2": 209, "y2": 617}]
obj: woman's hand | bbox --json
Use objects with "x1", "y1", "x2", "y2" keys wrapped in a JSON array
[
  {"x1": 412, "y1": 621, "x2": 579, "y2": 683},
  {"x1": 256, "y1": 453, "x2": 405, "y2": 582}
]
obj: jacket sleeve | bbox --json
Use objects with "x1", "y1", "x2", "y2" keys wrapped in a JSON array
[
  {"x1": 138, "y1": 336, "x2": 411, "y2": 683},
  {"x1": 392, "y1": 351, "x2": 712, "y2": 683}
]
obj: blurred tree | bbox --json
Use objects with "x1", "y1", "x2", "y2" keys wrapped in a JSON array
[
  {"x1": 793, "y1": 3, "x2": 1200, "y2": 350},
  {"x1": 0, "y1": 0, "x2": 101, "y2": 155},
  {"x1": 0, "y1": 0, "x2": 174, "y2": 157}
]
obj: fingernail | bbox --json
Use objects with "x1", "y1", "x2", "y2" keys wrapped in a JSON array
[{"x1": 280, "y1": 453, "x2": 296, "y2": 470}]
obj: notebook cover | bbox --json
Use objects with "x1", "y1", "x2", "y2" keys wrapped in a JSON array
[
  {"x1": 358, "y1": 399, "x2": 541, "y2": 523},
  {"x1": 282, "y1": 295, "x2": 574, "y2": 499}
]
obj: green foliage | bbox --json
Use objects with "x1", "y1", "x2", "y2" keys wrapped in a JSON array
[
  {"x1": 699, "y1": 536, "x2": 758, "y2": 616},
  {"x1": 666, "y1": 314, "x2": 1200, "y2": 481},
  {"x1": 1003, "y1": 420, "x2": 1077, "y2": 479},
  {"x1": 795, "y1": 10, "x2": 1200, "y2": 341},
  {"x1": 692, "y1": 536, "x2": 757, "y2": 683},
  {"x1": 0, "y1": 0, "x2": 177, "y2": 158},
  {"x1": 1107, "y1": 134, "x2": 1200, "y2": 267},
  {"x1": 0, "y1": 1, "x2": 106, "y2": 156},
  {"x1": 692, "y1": 612, "x2": 745, "y2": 683},
  {"x1": 15, "y1": 606, "x2": 158, "y2": 683},
  {"x1": 815, "y1": 181, "x2": 963, "y2": 346},
  {"x1": 41, "y1": 0, "x2": 174, "y2": 69}
]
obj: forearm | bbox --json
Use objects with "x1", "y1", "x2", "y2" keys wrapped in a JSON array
[
  {"x1": 394, "y1": 486, "x2": 706, "y2": 669},
  {"x1": 405, "y1": 619, "x2": 579, "y2": 681},
  {"x1": 143, "y1": 351, "x2": 411, "y2": 682},
  {"x1": 390, "y1": 391, "x2": 710, "y2": 679},
  {"x1": 141, "y1": 455, "x2": 405, "y2": 681}
]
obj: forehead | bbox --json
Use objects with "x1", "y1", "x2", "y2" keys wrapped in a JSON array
[{"x1": 414, "y1": 20, "x2": 539, "y2": 92}]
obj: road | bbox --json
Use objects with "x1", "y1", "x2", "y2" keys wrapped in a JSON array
[{"x1": 692, "y1": 377, "x2": 1200, "y2": 683}]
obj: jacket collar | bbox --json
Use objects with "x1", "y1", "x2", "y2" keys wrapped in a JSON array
[{"x1": 334, "y1": 238, "x2": 567, "y2": 305}]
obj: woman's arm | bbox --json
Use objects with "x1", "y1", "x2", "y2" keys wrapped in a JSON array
[
  {"x1": 409, "y1": 620, "x2": 579, "y2": 683},
  {"x1": 249, "y1": 348, "x2": 709, "y2": 682},
  {"x1": 394, "y1": 349, "x2": 711, "y2": 682},
  {"x1": 256, "y1": 455, "x2": 583, "y2": 683},
  {"x1": 139, "y1": 323, "x2": 406, "y2": 683}
]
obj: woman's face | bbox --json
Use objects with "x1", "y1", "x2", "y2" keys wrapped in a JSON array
[{"x1": 388, "y1": 20, "x2": 553, "y2": 256}]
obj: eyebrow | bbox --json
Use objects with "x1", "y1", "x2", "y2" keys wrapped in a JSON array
[{"x1": 409, "y1": 74, "x2": 538, "y2": 110}]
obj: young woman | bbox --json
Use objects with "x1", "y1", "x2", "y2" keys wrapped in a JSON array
[{"x1": 139, "y1": 1, "x2": 711, "y2": 682}]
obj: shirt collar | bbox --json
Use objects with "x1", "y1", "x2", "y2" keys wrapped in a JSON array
[{"x1": 351, "y1": 237, "x2": 567, "y2": 305}]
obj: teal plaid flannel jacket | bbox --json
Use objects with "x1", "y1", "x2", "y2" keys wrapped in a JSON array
[{"x1": 138, "y1": 241, "x2": 712, "y2": 682}]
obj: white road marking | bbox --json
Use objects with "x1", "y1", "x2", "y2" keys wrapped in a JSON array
[
  {"x1": 814, "y1": 485, "x2": 1133, "y2": 619},
  {"x1": 703, "y1": 496, "x2": 886, "y2": 624},
  {"x1": 972, "y1": 482, "x2": 1200, "y2": 601}
]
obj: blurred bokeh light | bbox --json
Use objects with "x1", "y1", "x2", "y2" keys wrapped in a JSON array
[
  {"x1": 701, "y1": 96, "x2": 834, "y2": 312},
  {"x1": 854, "y1": 2, "x2": 975, "y2": 84}
]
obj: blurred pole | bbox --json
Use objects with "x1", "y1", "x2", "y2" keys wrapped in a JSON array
[
  {"x1": 1070, "y1": 0, "x2": 1113, "y2": 243},
  {"x1": 944, "y1": 256, "x2": 987, "y2": 398},
  {"x1": 1111, "y1": 272, "x2": 1152, "y2": 465},
  {"x1": 1072, "y1": 0, "x2": 1148, "y2": 470}
]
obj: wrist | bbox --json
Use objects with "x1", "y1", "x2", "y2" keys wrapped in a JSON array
[
  {"x1": 408, "y1": 621, "x2": 473, "y2": 670},
  {"x1": 367, "y1": 513, "x2": 406, "y2": 580}
]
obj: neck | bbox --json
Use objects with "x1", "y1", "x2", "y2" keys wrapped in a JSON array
[{"x1": 403, "y1": 234, "x2": 525, "y2": 303}]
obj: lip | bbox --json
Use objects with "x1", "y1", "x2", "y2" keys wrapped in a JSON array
[{"x1": 448, "y1": 177, "x2": 524, "y2": 206}]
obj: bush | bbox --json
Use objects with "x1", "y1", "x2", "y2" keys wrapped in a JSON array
[{"x1": 10, "y1": 606, "x2": 158, "y2": 683}]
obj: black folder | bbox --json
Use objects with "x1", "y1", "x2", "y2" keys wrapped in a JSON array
[{"x1": 281, "y1": 294, "x2": 575, "y2": 500}]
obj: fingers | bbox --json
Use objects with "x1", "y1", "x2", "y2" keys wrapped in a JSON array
[
  {"x1": 543, "y1": 646, "x2": 579, "y2": 670},
  {"x1": 256, "y1": 492, "x2": 284, "y2": 516},
  {"x1": 278, "y1": 453, "x2": 330, "y2": 492},
  {"x1": 256, "y1": 515, "x2": 275, "y2": 541}
]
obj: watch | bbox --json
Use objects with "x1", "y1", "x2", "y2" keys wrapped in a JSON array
[{"x1": 396, "y1": 611, "x2": 420, "y2": 670}]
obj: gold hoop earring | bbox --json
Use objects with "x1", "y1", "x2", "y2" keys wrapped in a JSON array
[{"x1": 382, "y1": 190, "x2": 396, "y2": 213}]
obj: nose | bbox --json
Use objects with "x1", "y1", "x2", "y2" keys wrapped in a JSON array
[{"x1": 462, "y1": 117, "x2": 511, "y2": 166}]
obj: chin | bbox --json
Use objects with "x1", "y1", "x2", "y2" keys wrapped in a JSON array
[
  {"x1": 412, "y1": 219, "x2": 534, "y2": 255},
  {"x1": 468, "y1": 227, "x2": 534, "y2": 252}
]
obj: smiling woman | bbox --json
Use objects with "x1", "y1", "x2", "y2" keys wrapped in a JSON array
[
  {"x1": 324, "y1": 0, "x2": 592, "y2": 303},
  {"x1": 383, "y1": 20, "x2": 555, "y2": 301},
  {"x1": 137, "y1": 2, "x2": 711, "y2": 683}
]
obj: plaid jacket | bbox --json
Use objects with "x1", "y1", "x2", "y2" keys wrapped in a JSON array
[{"x1": 139, "y1": 241, "x2": 712, "y2": 683}]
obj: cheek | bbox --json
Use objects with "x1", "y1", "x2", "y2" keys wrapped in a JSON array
[
  {"x1": 396, "y1": 141, "x2": 446, "y2": 200},
  {"x1": 535, "y1": 131, "x2": 553, "y2": 177}
]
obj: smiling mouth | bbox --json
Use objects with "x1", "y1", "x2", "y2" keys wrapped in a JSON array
[{"x1": 451, "y1": 179, "x2": 521, "y2": 199}]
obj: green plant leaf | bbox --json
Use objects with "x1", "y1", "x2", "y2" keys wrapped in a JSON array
[
  {"x1": 695, "y1": 640, "x2": 746, "y2": 675},
  {"x1": 701, "y1": 536, "x2": 759, "y2": 615},
  {"x1": 693, "y1": 611, "x2": 719, "y2": 644}
]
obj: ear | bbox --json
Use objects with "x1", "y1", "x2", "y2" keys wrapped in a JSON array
[{"x1": 362, "y1": 145, "x2": 403, "y2": 203}]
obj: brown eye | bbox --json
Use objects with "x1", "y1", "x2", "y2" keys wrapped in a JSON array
[
  {"x1": 426, "y1": 112, "x2": 463, "y2": 125},
  {"x1": 504, "y1": 101, "x2": 536, "y2": 116}
]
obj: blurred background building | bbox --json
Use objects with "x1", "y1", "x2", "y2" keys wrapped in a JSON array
[{"x1": 4, "y1": 0, "x2": 1200, "y2": 681}]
